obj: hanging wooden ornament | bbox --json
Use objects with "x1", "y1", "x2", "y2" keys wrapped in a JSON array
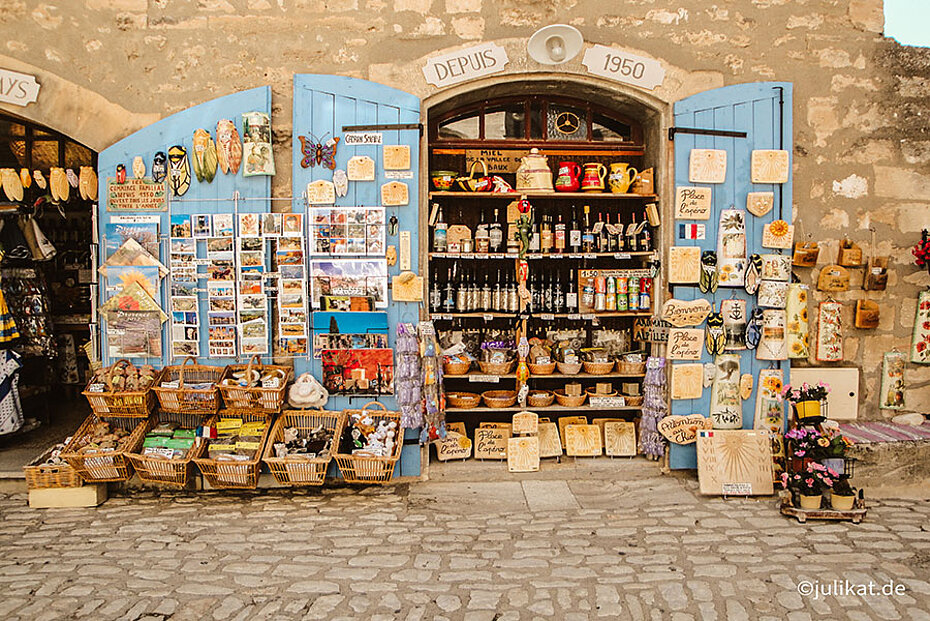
[
  {"x1": 700, "y1": 250, "x2": 718, "y2": 293},
  {"x1": 864, "y1": 256, "x2": 889, "y2": 291},
  {"x1": 785, "y1": 283, "x2": 810, "y2": 359},
  {"x1": 757, "y1": 280, "x2": 788, "y2": 309},
  {"x1": 131, "y1": 156, "x2": 146, "y2": 180},
  {"x1": 910, "y1": 290, "x2": 930, "y2": 364},
  {"x1": 793, "y1": 240, "x2": 820, "y2": 267},
  {"x1": 242, "y1": 111, "x2": 276, "y2": 176},
  {"x1": 347, "y1": 155, "x2": 376, "y2": 181},
  {"x1": 837, "y1": 239, "x2": 863, "y2": 267},
  {"x1": 750, "y1": 149, "x2": 790, "y2": 183},
  {"x1": 668, "y1": 328, "x2": 704, "y2": 360},
  {"x1": 381, "y1": 181, "x2": 409, "y2": 206},
  {"x1": 816, "y1": 300, "x2": 844, "y2": 362},
  {"x1": 816, "y1": 264, "x2": 850, "y2": 292},
  {"x1": 383, "y1": 145, "x2": 410, "y2": 170},
  {"x1": 756, "y1": 309, "x2": 787, "y2": 361},
  {"x1": 703, "y1": 362, "x2": 716, "y2": 387},
  {"x1": 879, "y1": 350, "x2": 907, "y2": 410},
  {"x1": 762, "y1": 220, "x2": 794, "y2": 250},
  {"x1": 167, "y1": 146, "x2": 191, "y2": 197},
  {"x1": 739, "y1": 373, "x2": 754, "y2": 400},
  {"x1": 753, "y1": 368, "x2": 784, "y2": 433},
  {"x1": 705, "y1": 311, "x2": 725, "y2": 356},
  {"x1": 306, "y1": 180, "x2": 336, "y2": 205},
  {"x1": 333, "y1": 169, "x2": 349, "y2": 197},
  {"x1": 745, "y1": 307, "x2": 764, "y2": 350},
  {"x1": 716, "y1": 209, "x2": 747, "y2": 287},
  {"x1": 744, "y1": 253, "x2": 762, "y2": 295},
  {"x1": 761, "y1": 254, "x2": 791, "y2": 281},
  {"x1": 192, "y1": 128, "x2": 218, "y2": 183},
  {"x1": 670, "y1": 363, "x2": 704, "y2": 400},
  {"x1": 151, "y1": 151, "x2": 167, "y2": 184},
  {"x1": 721, "y1": 298, "x2": 747, "y2": 351},
  {"x1": 689, "y1": 148, "x2": 727, "y2": 183},
  {"x1": 674, "y1": 186, "x2": 712, "y2": 220},
  {"x1": 854, "y1": 299, "x2": 880, "y2": 329},
  {"x1": 215, "y1": 118, "x2": 243, "y2": 175},
  {"x1": 668, "y1": 246, "x2": 701, "y2": 284},
  {"x1": 710, "y1": 354, "x2": 742, "y2": 429},
  {"x1": 662, "y1": 298, "x2": 712, "y2": 327},
  {"x1": 746, "y1": 191, "x2": 774, "y2": 217}
]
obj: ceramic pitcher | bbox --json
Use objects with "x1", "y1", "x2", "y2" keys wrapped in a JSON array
[
  {"x1": 608, "y1": 162, "x2": 639, "y2": 194},
  {"x1": 581, "y1": 162, "x2": 607, "y2": 192},
  {"x1": 554, "y1": 161, "x2": 582, "y2": 192}
]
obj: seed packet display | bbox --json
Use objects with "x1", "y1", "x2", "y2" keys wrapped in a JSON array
[{"x1": 309, "y1": 207, "x2": 386, "y2": 255}]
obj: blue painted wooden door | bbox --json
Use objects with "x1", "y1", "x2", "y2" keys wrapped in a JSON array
[
  {"x1": 97, "y1": 87, "x2": 272, "y2": 369},
  {"x1": 293, "y1": 75, "x2": 421, "y2": 476},
  {"x1": 668, "y1": 82, "x2": 793, "y2": 469}
]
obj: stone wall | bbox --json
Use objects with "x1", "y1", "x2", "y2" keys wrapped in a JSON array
[{"x1": 0, "y1": 0, "x2": 927, "y2": 419}]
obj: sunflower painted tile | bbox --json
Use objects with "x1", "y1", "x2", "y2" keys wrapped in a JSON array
[{"x1": 785, "y1": 284, "x2": 810, "y2": 359}]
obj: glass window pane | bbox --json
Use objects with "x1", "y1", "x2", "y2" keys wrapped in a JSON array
[
  {"x1": 592, "y1": 113, "x2": 631, "y2": 142},
  {"x1": 439, "y1": 114, "x2": 479, "y2": 140},
  {"x1": 484, "y1": 104, "x2": 525, "y2": 140},
  {"x1": 547, "y1": 105, "x2": 586, "y2": 141},
  {"x1": 33, "y1": 127, "x2": 56, "y2": 137},
  {"x1": 529, "y1": 100, "x2": 543, "y2": 140},
  {"x1": 65, "y1": 141, "x2": 93, "y2": 167},
  {"x1": 1, "y1": 139, "x2": 25, "y2": 168},
  {"x1": 31, "y1": 140, "x2": 60, "y2": 169}
]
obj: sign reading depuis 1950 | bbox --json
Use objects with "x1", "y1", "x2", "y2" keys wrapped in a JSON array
[
  {"x1": 423, "y1": 43, "x2": 509, "y2": 88},
  {"x1": 0, "y1": 68, "x2": 40, "y2": 107},
  {"x1": 582, "y1": 45, "x2": 665, "y2": 91}
]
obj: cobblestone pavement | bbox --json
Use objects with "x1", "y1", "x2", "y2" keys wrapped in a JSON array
[{"x1": 1, "y1": 460, "x2": 929, "y2": 620}]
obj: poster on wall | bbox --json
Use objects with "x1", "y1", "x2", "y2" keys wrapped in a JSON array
[
  {"x1": 309, "y1": 259, "x2": 388, "y2": 309},
  {"x1": 911, "y1": 290, "x2": 930, "y2": 365},
  {"x1": 320, "y1": 348, "x2": 394, "y2": 394},
  {"x1": 309, "y1": 207, "x2": 386, "y2": 255}
]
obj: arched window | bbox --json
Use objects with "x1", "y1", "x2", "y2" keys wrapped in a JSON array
[{"x1": 0, "y1": 112, "x2": 96, "y2": 171}]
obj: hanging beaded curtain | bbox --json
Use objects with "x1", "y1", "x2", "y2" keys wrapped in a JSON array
[{"x1": 639, "y1": 356, "x2": 668, "y2": 459}]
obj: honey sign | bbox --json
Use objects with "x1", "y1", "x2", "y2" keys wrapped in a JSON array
[
  {"x1": 107, "y1": 178, "x2": 167, "y2": 211},
  {"x1": 465, "y1": 149, "x2": 527, "y2": 174}
]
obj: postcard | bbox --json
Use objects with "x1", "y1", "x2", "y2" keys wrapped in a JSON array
[
  {"x1": 240, "y1": 237, "x2": 263, "y2": 252},
  {"x1": 280, "y1": 323, "x2": 306, "y2": 338},
  {"x1": 309, "y1": 258, "x2": 388, "y2": 309},
  {"x1": 213, "y1": 214, "x2": 234, "y2": 237},
  {"x1": 282, "y1": 213, "x2": 303, "y2": 237},
  {"x1": 262, "y1": 212, "x2": 282, "y2": 237},
  {"x1": 239, "y1": 294, "x2": 267, "y2": 311},
  {"x1": 238, "y1": 251, "x2": 265, "y2": 268},
  {"x1": 209, "y1": 325, "x2": 236, "y2": 341},
  {"x1": 209, "y1": 297, "x2": 236, "y2": 312},
  {"x1": 170, "y1": 238, "x2": 195, "y2": 254},
  {"x1": 208, "y1": 312, "x2": 236, "y2": 326},
  {"x1": 240, "y1": 319, "x2": 267, "y2": 339},
  {"x1": 206, "y1": 237, "x2": 234, "y2": 254},
  {"x1": 105, "y1": 220, "x2": 159, "y2": 259},
  {"x1": 280, "y1": 337, "x2": 308, "y2": 356},
  {"x1": 173, "y1": 340, "x2": 200, "y2": 358},
  {"x1": 277, "y1": 237, "x2": 303, "y2": 252},
  {"x1": 172, "y1": 324, "x2": 199, "y2": 342},
  {"x1": 172, "y1": 311, "x2": 199, "y2": 325},
  {"x1": 209, "y1": 340, "x2": 235, "y2": 357},
  {"x1": 238, "y1": 213, "x2": 259, "y2": 237},
  {"x1": 238, "y1": 309, "x2": 267, "y2": 324},
  {"x1": 106, "y1": 310, "x2": 163, "y2": 359},
  {"x1": 171, "y1": 296, "x2": 198, "y2": 312},
  {"x1": 280, "y1": 265, "x2": 305, "y2": 280},
  {"x1": 106, "y1": 265, "x2": 161, "y2": 300},
  {"x1": 192, "y1": 214, "x2": 212, "y2": 238},
  {"x1": 170, "y1": 279, "x2": 197, "y2": 297},
  {"x1": 170, "y1": 215, "x2": 191, "y2": 238},
  {"x1": 240, "y1": 338, "x2": 268, "y2": 355}
]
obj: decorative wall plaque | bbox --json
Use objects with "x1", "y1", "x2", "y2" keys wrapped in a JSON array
[
  {"x1": 689, "y1": 149, "x2": 727, "y2": 184},
  {"x1": 674, "y1": 186, "x2": 712, "y2": 220},
  {"x1": 538, "y1": 422, "x2": 563, "y2": 457},
  {"x1": 717, "y1": 209, "x2": 747, "y2": 287},
  {"x1": 306, "y1": 180, "x2": 336, "y2": 205},
  {"x1": 347, "y1": 155, "x2": 375, "y2": 181},
  {"x1": 558, "y1": 416, "x2": 588, "y2": 448},
  {"x1": 662, "y1": 298, "x2": 712, "y2": 327},
  {"x1": 880, "y1": 351, "x2": 907, "y2": 410},
  {"x1": 507, "y1": 436, "x2": 540, "y2": 472},
  {"x1": 383, "y1": 145, "x2": 411, "y2": 170},
  {"x1": 746, "y1": 191, "x2": 774, "y2": 217},
  {"x1": 668, "y1": 246, "x2": 701, "y2": 284},
  {"x1": 381, "y1": 181, "x2": 409, "y2": 206},
  {"x1": 670, "y1": 363, "x2": 704, "y2": 400},
  {"x1": 667, "y1": 328, "x2": 704, "y2": 360},
  {"x1": 750, "y1": 149, "x2": 789, "y2": 184},
  {"x1": 753, "y1": 368, "x2": 784, "y2": 433},
  {"x1": 786, "y1": 284, "x2": 810, "y2": 359},
  {"x1": 911, "y1": 290, "x2": 930, "y2": 365},
  {"x1": 817, "y1": 265, "x2": 851, "y2": 292},
  {"x1": 721, "y1": 298, "x2": 747, "y2": 351},
  {"x1": 106, "y1": 178, "x2": 167, "y2": 212},
  {"x1": 474, "y1": 427, "x2": 509, "y2": 459},
  {"x1": 697, "y1": 430, "x2": 775, "y2": 496},
  {"x1": 816, "y1": 301, "x2": 844, "y2": 362},
  {"x1": 565, "y1": 425, "x2": 602, "y2": 457},
  {"x1": 757, "y1": 309, "x2": 788, "y2": 361},
  {"x1": 435, "y1": 431, "x2": 472, "y2": 461},
  {"x1": 710, "y1": 354, "x2": 742, "y2": 429},
  {"x1": 512, "y1": 411, "x2": 538, "y2": 436},
  {"x1": 657, "y1": 414, "x2": 712, "y2": 445},
  {"x1": 604, "y1": 422, "x2": 637, "y2": 457},
  {"x1": 762, "y1": 220, "x2": 794, "y2": 250}
]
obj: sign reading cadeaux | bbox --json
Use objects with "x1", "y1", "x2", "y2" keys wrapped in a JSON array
[
  {"x1": 423, "y1": 43, "x2": 509, "y2": 88},
  {"x1": 0, "y1": 68, "x2": 40, "y2": 107},
  {"x1": 581, "y1": 45, "x2": 665, "y2": 90}
]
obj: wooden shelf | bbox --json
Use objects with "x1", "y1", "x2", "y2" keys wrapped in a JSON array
[
  {"x1": 429, "y1": 191, "x2": 658, "y2": 200},
  {"x1": 430, "y1": 312, "x2": 652, "y2": 321},
  {"x1": 446, "y1": 405, "x2": 642, "y2": 414},
  {"x1": 428, "y1": 252, "x2": 655, "y2": 260},
  {"x1": 443, "y1": 372, "x2": 646, "y2": 381}
]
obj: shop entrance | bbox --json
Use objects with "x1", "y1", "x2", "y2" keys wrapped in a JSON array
[
  {"x1": 0, "y1": 111, "x2": 97, "y2": 468},
  {"x1": 423, "y1": 79, "x2": 666, "y2": 462}
]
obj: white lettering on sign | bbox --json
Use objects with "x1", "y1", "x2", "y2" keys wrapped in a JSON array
[
  {"x1": 581, "y1": 45, "x2": 665, "y2": 90},
  {"x1": 423, "y1": 43, "x2": 509, "y2": 88},
  {"x1": 343, "y1": 132, "x2": 382, "y2": 145},
  {"x1": 0, "y1": 68, "x2": 40, "y2": 107}
]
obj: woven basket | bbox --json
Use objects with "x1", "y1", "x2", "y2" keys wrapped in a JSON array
[
  {"x1": 527, "y1": 390, "x2": 555, "y2": 407},
  {"x1": 153, "y1": 357, "x2": 224, "y2": 415},
  {"x1": 263, "y1": 409, "x2": 344, "y2": 486},
  {"x1": 334, "y1": 402, "x2": 403, "y2": 484},
  {"x1": 583, "y1": 361, "x2": 615, "y2": 375},
  {"x1": 443, "y1": 359, "x2": 471, "y2": 376},
  {"x1": 447, "y1": 392, "x2": 481, "y2": 409},
  {"x1": 478, "y1": 359, "x2": 516, "y2": 375},
  {"x1": 125, "y1": 411, "x2": 211, "y2": 488},
  {"x1": 586, "y1": 387, "x2": 617, "y2": 398},
  {"x1": 482, "y1": 390, "x2": 517, "y2": 408},
  {"x1": 193, "y1": 411, "x2": 272, "y2": 490},
  {"x1": 616, "y1": 360, "x2": 647, "y2": 375},
  {"x1": 60, "y1": 414, "x2": 148, "y2": 482},
  {"x1": 624, "y1": 395, "x2": 644, "y2": 407},
  {"x1": 556, "y1": 361, "x2": 583, "y2": 375},
  {"x1": 218, "y1": 355, "x2": 291, "y2": 415},
  {"x1": 23, "y1": 446, "x2": 82, "y2": 490},
  {"x1": 82, "y1": 359, "x2": 159, "y2": 418},
  {"x1": 528, "y1": 361, "x2": 556, "y2": 375},
  {"x1": 554, "y1": 390, "x2": 587, "y2": 408}
]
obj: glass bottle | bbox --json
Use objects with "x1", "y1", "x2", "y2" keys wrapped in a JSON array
[
  {"x1": 430, "y1": 277, "x2": 442, "y2": 312},
  {"x1": 480, "y1": 272, "x2": 492, "y2": 311},
  {"x1": 569, "y1": 206, "x2": 582, "y2": 253},
  {"x1": 597, "y1": 212, "x2": 609, "y2": 253},
  {"x1": 565, "y1": 268, "x2": 578, "y2": 311},
  {"x1": 492, "y1": 268, "x2": 502, "y2": 311},
  {"x1": 607, "y1": 213, "x2": 619, "y2": 253},
  {"x1": 582, "y1": 205, "x2": 595, "y2": 253},
  {"x1": 507, "y1": 271, "x2": 519, "y2": 312},
  {"x1": 455, "y1": 267, "x2": 468, "y2": 312},
  {"x1": 553, "y1": 276, "x2": 564, "y2": 314},
  {"x1": 554, "y1": 214, "x2": 566, "y2": 253},
  {"x1": 627, "y1": 212, "x2": 638, "y2": 252},
  {"x1": 489, "y1": 208, "x2": 503, "y2": 253},
  {"x1": 443, "y1": 267, "x2": 456, "y2": 313},
  {"x1": 640, "y1": 213, "x2": 652, "y2": 251},
  {"x1": 541, "y1": 215, "x2": 553, "y2": 254},
  {"x1": 529, "y1": 218, "x2": 540, "y2": 253},
  {"x1": 543, "y1": 272, "x2": 554, "y2": 312},
  {"x1": 434, "y1": 204, "x2": 447, "y2": 252},
  {"x1": 475, "y1": 210, "x2": 490, "y2": 254}
]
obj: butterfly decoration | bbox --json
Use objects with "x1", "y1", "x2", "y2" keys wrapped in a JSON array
[
  {"x1": 705, "y1": 311, "x2": 725, "y2": 356},
  {"x1": 700, "y1": 250, "x2": 718, "y2": 294},
  {"x1": 745, "y1": 307, "x2": 764, "y2": 350},
  {"x1": 744, "y1": 254, "x2": 763, "y2": 295},
  {"x1": 298, "y1": 133, "x2": 339, "y2": 170}
]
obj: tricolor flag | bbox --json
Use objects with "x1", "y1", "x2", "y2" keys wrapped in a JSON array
[{"x1": 678, "y1": 223, "x2": 706, "y2": 240}]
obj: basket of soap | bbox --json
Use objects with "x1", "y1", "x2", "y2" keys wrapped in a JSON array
[
  {"x1": 218, "y1": 355, "x2": 292, "y2": 415},
  {"x1": 527, "y1": 390, "x2": 555, "y2": 408},
  {"x1": 82, "y1": 359, "x2": 160, "y2": 417},
  {"x1": 443, "y1": 355, "x2": 472, "y2": 376},
  {"x1": 126, "y1": 411, "x2": 210, "y2": 487}
]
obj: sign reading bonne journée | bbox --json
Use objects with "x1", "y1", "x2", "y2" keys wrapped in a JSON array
[
  {"x1": 582, "y1": 45, "x2": 665, "y2": 90},
  {"x1": 0, "y1": 68, "x2": 40, "y2": 107},
  {"x1": 423, "y1": 43, "x2": 509, "y2": 88}
]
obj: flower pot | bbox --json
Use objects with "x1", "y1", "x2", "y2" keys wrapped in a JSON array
[
  {"x1": 795, "y1": 399, "x2": 822, "y2": 421},
  {"x1": 799, "y1": 494, "x2": 823, "y2": 510},
  {"x1": 821, "y1": 457, "x2": 844, "y2": 476},
  {"x1": 831, "y1": 493, "x2": 856, "y2": 511}
]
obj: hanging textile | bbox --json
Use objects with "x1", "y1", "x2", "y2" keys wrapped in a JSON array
[
  {"x1": 0, "y1": 284, "x2": 19, "y2": 344},
  {"x1": 639, "y1": 356, "x2": 668, "y2": 459},
  {"x1": 0, "y1": 268, "x2": 55, "y2": 357},
  {"x1": 395, "y1": 322, "x2": 422, "y2": 429},
  {"x1": 0, "y1": 349, "x2": 24, "y2": 436},
  {"x1": 418, "y1": 321, "x2": 446, "y2": 444}
]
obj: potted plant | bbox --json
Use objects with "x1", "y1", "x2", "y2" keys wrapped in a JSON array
[
  {"x1": 781, "y1": 381, "x2": 831, "y2": 422},
  {"x1": 830, "y1": 475, "x2": 857, "y2": 511},
  {"x1": 822, "y1": 429, "x2": 854, "y2": 475},
  {"x1": 781, "y1": 470, "x2": 823, "y2": 509},
  {"x1": 784, "y1": 427, "x2": 828, "y2": 471}
]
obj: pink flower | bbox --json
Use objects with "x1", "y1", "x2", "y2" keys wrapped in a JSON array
[
  {"x1": 805, "y1": 478, "x2": 814, "y2": 486},
  {"x1": 795, "y1": 450, "x2": 806, "y2": 457}
]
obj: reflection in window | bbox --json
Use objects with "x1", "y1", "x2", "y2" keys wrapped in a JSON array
[
  {"x1": 592, "y1": 113, "x2": 630, "y2": 142},
  {"x1": 547, "y1": 105, "x2": 586, "y2": 141},
  {"x1": 65, "y1": 142, "x2": 94, "y2": 167},
  {"x1": 32, "y1": 141, "x2": 60, "y2": 169},
  {"x1": 439, "y1": 114, "x2": 479, "y2": 140},
  {"x1": 485, "y1": 105, "x2": 525, "y2": 140}
]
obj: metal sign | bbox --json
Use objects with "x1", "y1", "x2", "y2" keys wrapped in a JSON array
[
  {"x1": 423, "y1": 43, "x2": 509, "y2": 88},
  {"x1": 0, "y1": 68, "x2": 40, "y2": 107},
  {"x1": 582, "y1": 45, "x2": 665, "y2": 90}
]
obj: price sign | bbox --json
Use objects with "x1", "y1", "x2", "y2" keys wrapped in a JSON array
[
  {"x1": 540, "y1": 313, "x2": 555, "y2": 321},
  {"x1": 470, "y1": 375, "x2": 499, "y2": 383},
  {"x1": 582, "y1": 44, "x2": 666, "y2": 90}
]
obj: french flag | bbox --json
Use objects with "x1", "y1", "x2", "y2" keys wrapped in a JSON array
[{"x1": 679, "y1": 224, "x2": 704, "y2": 239}]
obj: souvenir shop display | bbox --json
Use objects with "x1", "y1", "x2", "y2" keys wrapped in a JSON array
[
  {"x1": 193, "y1": 414, "x2": 271, "y2": 489},
  {"x1": 60, "y1": 415, "x2": 148, "y2": 482},
  {"x1": 218, "y1": 355, "x2": 290, "y2": 414},
  {"x1": 334, "y1": 402, "x2": 404, "y2": 484},
  {"x1": 264, "y1": 409, "x2": 344, "y2": 486},
  {"x1": 816, "y1": 301, "x2": 844, "y2": 362},
  {"x1": 23, "y1": 442, "x2": 82, "y2": 490},
  {"x1": 639, "y1": 357, "x2": 668, "y2": 459},
  {"x1": 709, "y1": 354, "x2": 742, "y2": 429},
  {"x1": 911, "y1": 290, "x2": 930, "y2": 365},
  {"x1": 152, "y1": 357, "x2": 223, "y2": 416},
  {"x1": 83, "y1": 359, "x2": 159, "y2": 417}
]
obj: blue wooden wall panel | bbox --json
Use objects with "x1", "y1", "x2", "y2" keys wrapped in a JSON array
[
  {"x1": 293, "y1": 74, "x2": 421, "y2": 478},
  {"x1": 669, "y1": 82, "x2": 793, "y2": 470},
  {"x1": 96, "y1": 86, "x2": 273, "y2": 368}
]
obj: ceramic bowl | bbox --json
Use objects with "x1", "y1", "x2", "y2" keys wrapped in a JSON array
[{"x1": 431, "y1": 171, "x2": 457, "y2": 191}]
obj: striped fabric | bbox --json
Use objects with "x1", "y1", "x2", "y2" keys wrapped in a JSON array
[{"x1": 839, "y1": 422, "x2": 930, "y2": 444}]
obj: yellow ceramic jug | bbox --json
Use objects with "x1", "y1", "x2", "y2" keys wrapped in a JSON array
[{"x1": 608, "y1": 163, "x2": 639, "y2": 194}]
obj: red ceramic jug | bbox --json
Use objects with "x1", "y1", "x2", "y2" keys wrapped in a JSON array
[{"x1": 555, "y1": 161, "x2": 582, "y2": 192}]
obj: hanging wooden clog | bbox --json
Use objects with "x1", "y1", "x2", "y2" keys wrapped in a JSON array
[
  {"x1": 216, "y1": 118, "x2": 242, "y2": 175},
  {"x1": 837, "y1": 238, "x2": 863, "y2": 267},
  {"x1": 793, "y1": 240, "x2": 820, "y2": 267},
  {"x1": 167, "y1": 145, "x2": 191, "y2": 197},
  {"x1": 192, "y1": 129, "x2": 218, "y2": 183},
  {"x1": 816, "y1": 264, "x2": 850, "y2": 292}
]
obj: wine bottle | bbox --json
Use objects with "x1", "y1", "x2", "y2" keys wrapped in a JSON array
[
  {"x1": 541, "y1": 215, "x2": 553, "y2": 254},
  {"x1": 582, "y1": 205, "x2": 594, "y2": 253},
  {"x1": 434, "y1": 204, "x2": 447, "y2": 252},
  {"x1": 597, "y1": 212, "x2": 609, "y2": 253},
  {"x1": 627, "y1": 212, "x2": 638, "y2": 252},
  {"x1": 569, "y1": 206, "x2": 582, "y2": 253},
  {"x1": 489, "y1": 208, "x2": 503, "y2": 252},
  {"x1": 555, "y1": 213, "x2": 566, "y2": 253},
  {"x1": 566, "y1": 268, "x2": 578, "y2": 311},
  {"x1": 480, "y1": 272, "x2": 492, "y2": 311}
]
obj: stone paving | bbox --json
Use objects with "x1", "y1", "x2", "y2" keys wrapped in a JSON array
[{"x1": 1, "y1": 459, "x2": 929, "y2": 620}]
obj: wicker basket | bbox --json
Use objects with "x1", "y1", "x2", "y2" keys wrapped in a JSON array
[
  {"x1": 447, "y1": 392, "x2": 481, "y2": 409},
  {"x1": 527, "y1": 390, "x2": 555, "y2": 407},
  {"x1": 82, "y1": 359, "x2": 159, "y2": 418},
  {"x1": 443, "y1": 359, "x2": 471, "y2": 376},
  {"x1": 60, "y1": 415, "x2": 148, "y2": 482},
  {"x1": 125, "y1": 411, "x2": 211, "y2": 487},
  {"x1": 218, "y1": 355, "x2": 292, "y2": 415},
  {"x1": 193, "y1": 411, "x2": 272, "y2": 490},
  {"x1": 23, "y1": 446, "x2": 83, "y2": 490},
  {"x1": 616, "y1": 360, "x2": 647, "y2": 375},
  {"x1": 554, "y1": 389, "x2": 587, "y2": 408},
  {"x1": 153, "y1": 357, "x2": 224, "y2": 415},
  {"x1": 482, "y1": 390, "x2": 517, "y2": 408},
  {"x1": 528, "y1": 361, "x2": 556, "y2": 375},
  {"x1": 334, "y1": 402, "x2": 403, "y2": 484},
  {"x1": 624, "y1": 395, "x2": 644, "y2": 407},
  {"x1": 586, "y1": 387, "x2": 617, "y2": 398},
  {"x1": 263, "y1": 409, "x2": 344, "y2": 486},
  {"x1": 583, "y1": 360, "x2": 615, "y2": 375},
  {"x1": 556, "y1": 361, "x2": 583, "y2": 375},
  {"x1": 477, "y1": 359, "x2": 516, "y2": 375}
]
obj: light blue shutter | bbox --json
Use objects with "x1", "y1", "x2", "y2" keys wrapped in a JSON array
[
  {"x1": 293, "y1": 75, "x2": 422, "y2": 476},
  {"x1": 668, "y1": 82, "x2": 793, "y2": 470}
]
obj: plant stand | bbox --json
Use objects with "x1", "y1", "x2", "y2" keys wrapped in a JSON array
[{"x1": 779, "y1": 492, "x2": 867, "y2": 524}]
